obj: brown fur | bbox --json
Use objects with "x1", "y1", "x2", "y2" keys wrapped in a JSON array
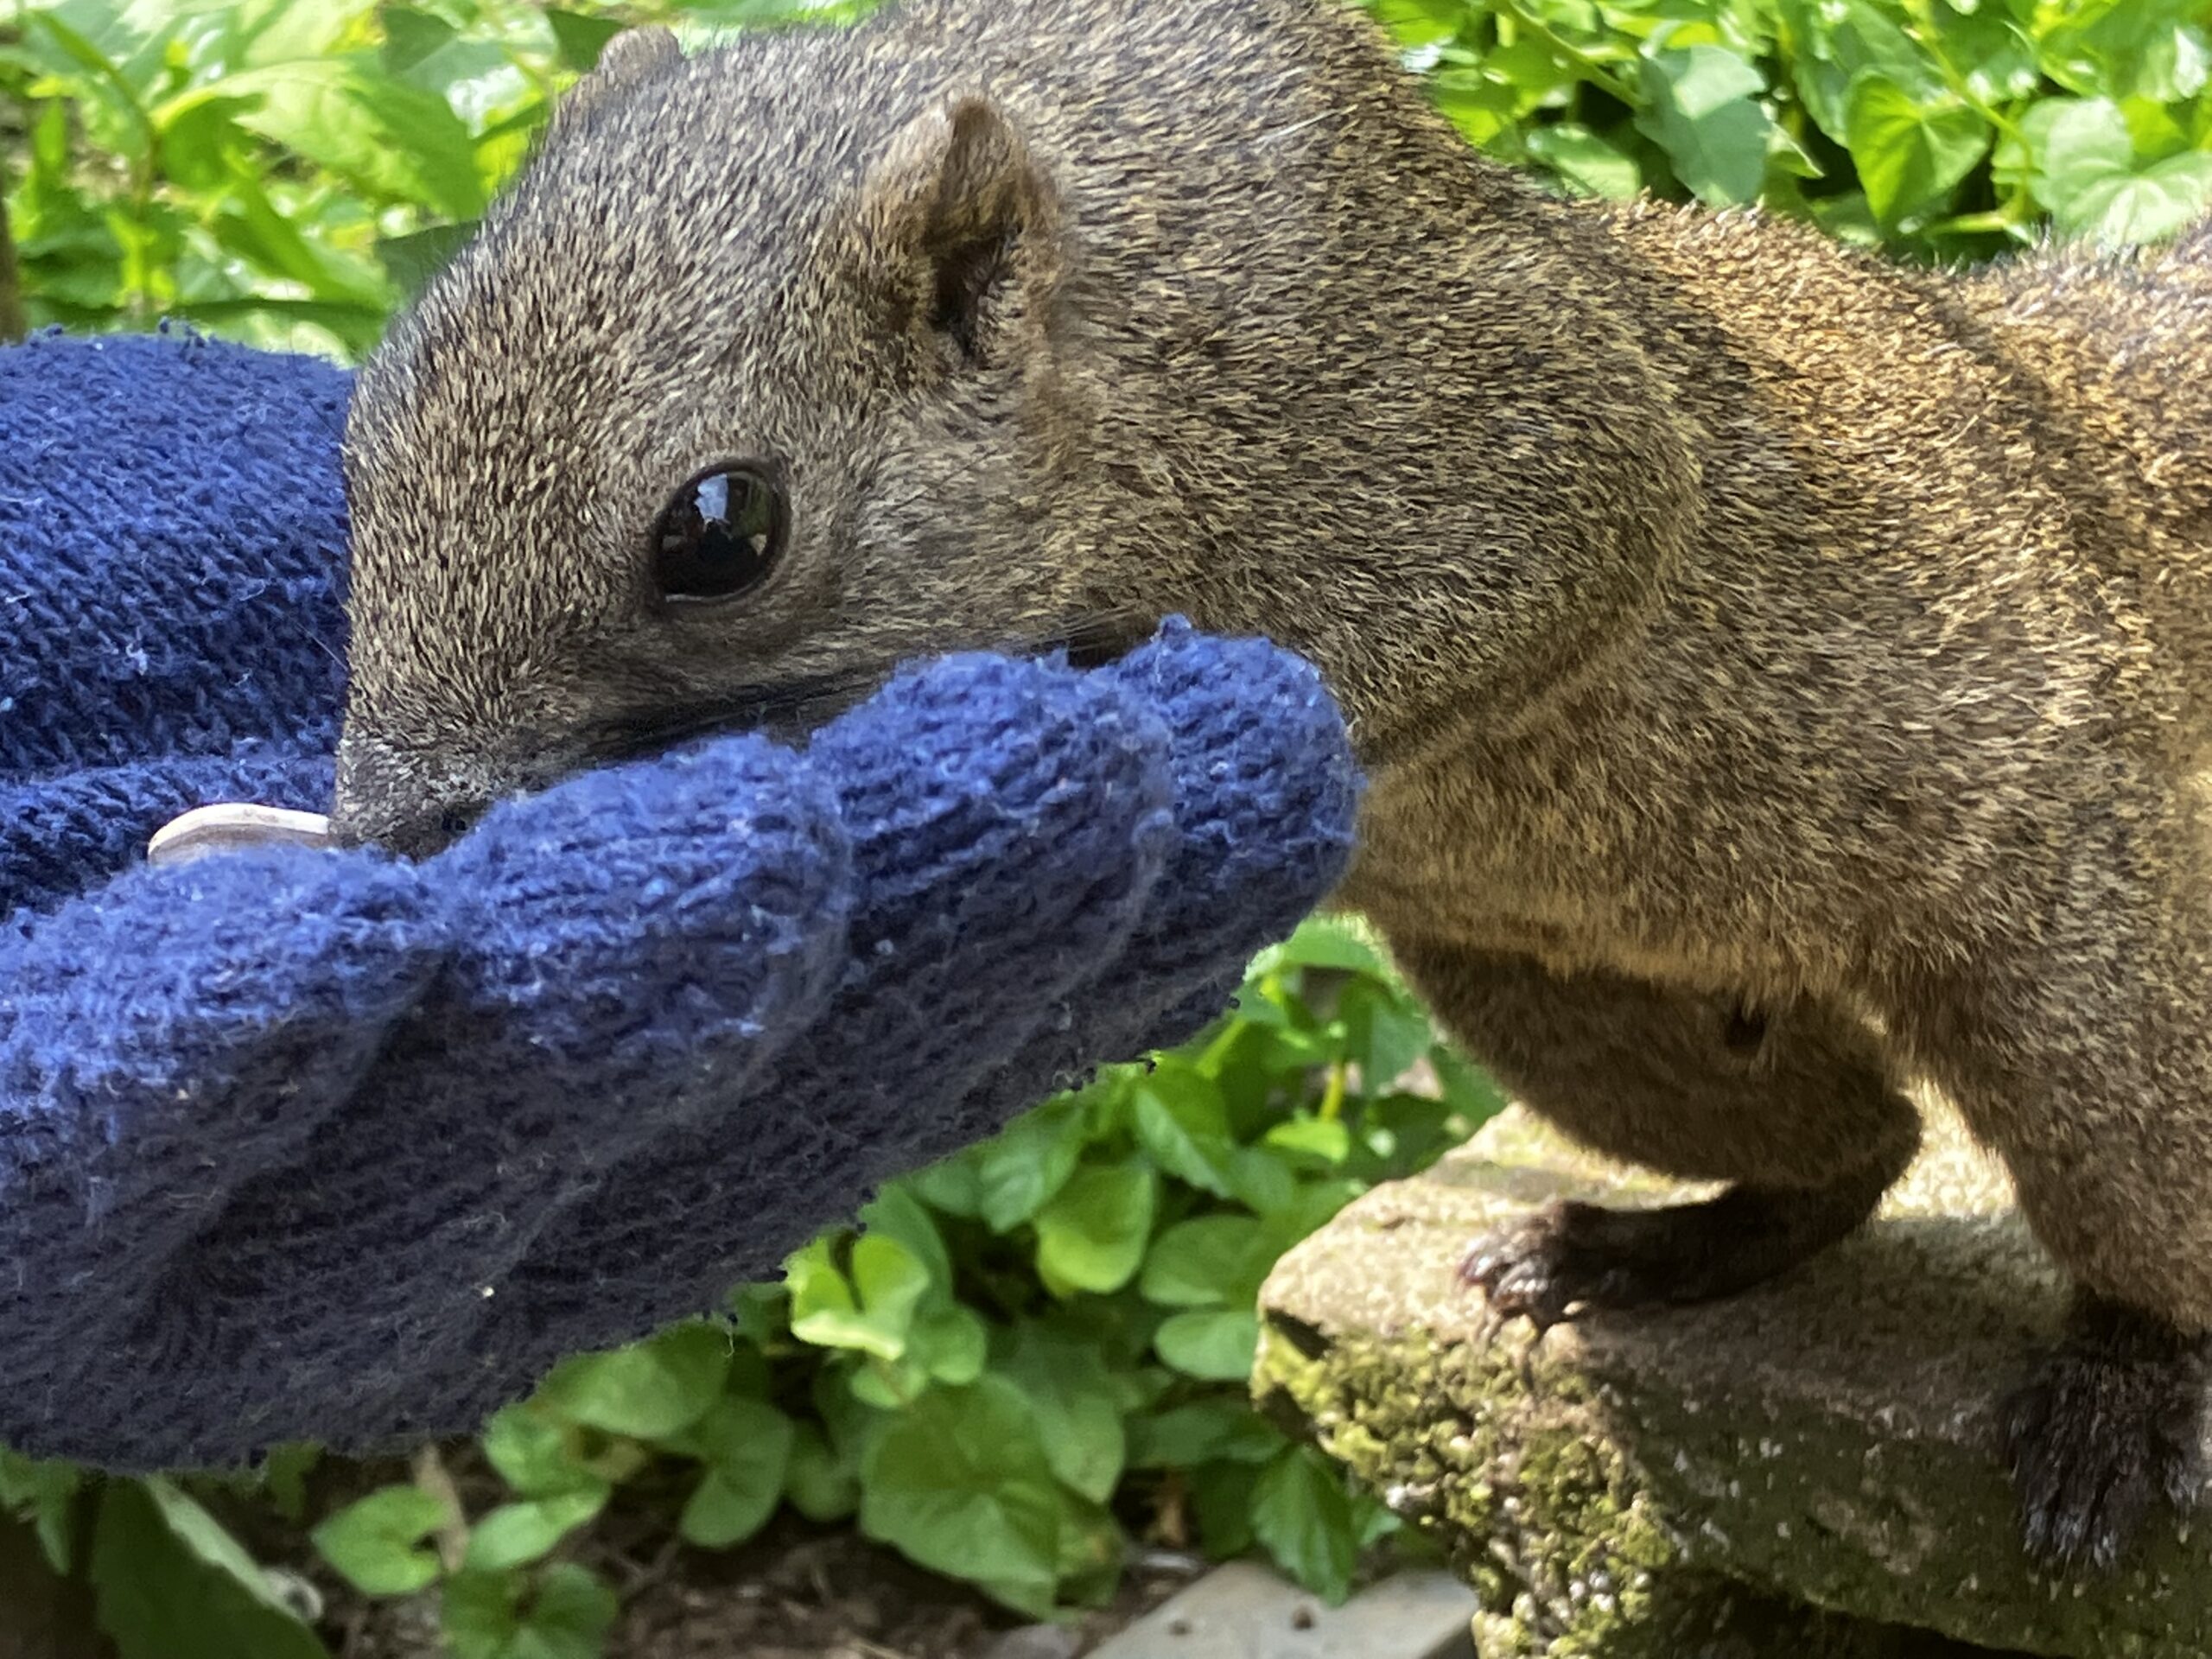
[{"x1": 332, "y1": 0, "x2": 2212, "y2": 1569}]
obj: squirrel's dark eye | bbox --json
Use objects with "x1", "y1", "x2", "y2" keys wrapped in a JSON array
[{"x1": 652, "y1": 462, "x2": 787, "y2": 603}]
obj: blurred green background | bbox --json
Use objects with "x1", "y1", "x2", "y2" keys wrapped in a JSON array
[{"x1": 6, "y1": 0, "x2": 2209, "y2": 361}]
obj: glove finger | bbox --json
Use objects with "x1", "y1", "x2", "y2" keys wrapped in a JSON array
[
  {"x1": 77, "y1": 737, "x2": 851, "y2": 1463},
  {"x1": 0, "y1": 847, "x2": 439, "y2": 1463},
  {"x1": 461, "y1": 654, "x2": 1176, "y2": 1382},
  {"x1": 986, "y1": 619, "x2": 1361, "y2": 1084},
  {"x1": 858, "y1": 622, "x2": 1360, "y2": 1160},
  {"x1": 428, "y1": 730, "x2": 855, "y2": 1175}
]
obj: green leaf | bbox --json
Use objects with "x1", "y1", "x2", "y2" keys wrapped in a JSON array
[
  {"x1": 226, "y1": 0, "x2": 378, "y2": 67},
  {"x1": 1256, "y1": 1019, "x2": 1347, "y2": 1075},
  {"x1": 442, "y1": 1563, "x2": 618, "y2": 1659},
  {"x1": 1370, "y1": 0, "x2": 1473, "y2": 50},
  {"x1": 1263, "y1": 1114, "x2": 1353, "y2": 1164},
  {"x1": 784, "y1": 1422, "x2": 861, "y2": 1523},
  {"x1": 813, "y1": 1365, "x2": 888, "y2": 1467},
  {"x1": 1523, "y1": 123, "x2": 1643, "y2": 198},
  {"x1": 1432, "y1": 1045, "x2": 1509, "y2": 1124},
  {"x1": 1355, "y1": 1090, "x2": 1465, "y2": 1179},
  {"x1": 0, "y1": 1446, "x2": 83, "y2": 1572},
  {"x1": 2038, "y1": 0, "x2": 2210, "y2": 105},
  {"x1": 1131, "y1": 1063, "x2": 1239, "y2": 1197},
  {"x1": 1141, "y1": 1215, "x2": 1281, "y2": 1309},
  {"x1": 464, "y1": 1491, "x2": 609, "y2": 1574},
  {"x1": 483, "y1": 1408, "x2": 599, "y2": 1499},
  {"x1": 1426, "y1": 67, "x2": 1523, "y2": 149},
  {"x1": 547, "y1": 10, "x2": 629, "y2": 74},
  {"x1": 19, "y1": 0, "x2": 162, "y2": 83},
  {"x1": 1051, "y1": 1491, "x2": 1127, "y2": 1607},
  {"x1": 23, "y1": 13, "x2": 156, "y2": 162},
  {"x1": 2026, "y1": 95, "x2": 2133, "y2": 196},
  {"x1": 901, "y1": 1153, "x2": 984, "y2": 1217},
  {"x1": 161, "y1": 60, "x2": 486, "y2": 219},
  {"x1": 1636, "y1": 45, "x2": 1775, "y2": 206},
  {"x1": 976, "y1": 1094, "x2": 1090, "y2": 1230},
  {"x1": 143, "y1": 1478, "x2": 310, "y2": 1618},
  {"x1": 537, "y1": 1322, "x2": 732, "y2": 1440},
  {"x1": 1223, "y1": 1144, "x2": 1301, "y2": 1217},
  {"x1": 998, "y1": 1324, "x2": 1129, "y2": 1504},
  {"x1": 1129, "y1": 1401, "x2": 1288, "y2": 1468},
  {"x1": 1249, "y1": 916, "x2": 1391, "y2": 979},
  {"x1": 788, "y1": 1234, "x2": 931, "y2": 1360},
  {"x1": 1033, "y1": 1159, "x2": 1159, "y2": 1294},
  {"x1": 378, "y1": 221, "x2": 477, "y2": 302},
  {"x1": 1188, "y1": 1460, "x2": 1261, "y2": 1558},
  {"x1": 860, "y1": 1380, "x2": 1065, "y2": 1614},
  {"x1": 259, "y1": 1445, "x2": 321, "y2": 1525},
  {"x1": 151, "y1": 89, "x2": 252, "y2": 193},
  {"x1": 1843, "y1": 74, "x2": 1990, "y2": 226},
  {"x1": 1919, "y1": 0, "x2": 2038, "y2": 105},
  {"x1": 906, "y1": 1302, "x2": 991, "y2": 1385},
  {"x1": 1154, "y1": 1309, "x2": 1262, "y2": 1380},
  {"x1": 2062, "y1": 151, "x2": 2212, "y2": 245},
  {"x1": 1270, "y1": 1177, "x2": 1363, "y2": 1244},
  {"x1": 93, "y1": 1480, "x2": 327, "y2": 1659},
  {"x1": 674, "y1": 1396, "x2": 796, "y2": 1548},
  {"x1": 2031, "y1": 96, "x2": 2212, "y2": 245},
  {"x1": 380, "y1": 6, "x2": 461, "y2": 75},
  {"x1": 858, "y1": 1184, "x2": 957, "y2": 1288},
  {"x1": 1253, "y1": 1448, "x2": 1363, "y2": 1605},
  {"x1": 1772, "y1": 0, "x2": 1945, "y2": 142},
  {"x1": 311, "y1": 1484, "x2": 450, "y2": 1598}
]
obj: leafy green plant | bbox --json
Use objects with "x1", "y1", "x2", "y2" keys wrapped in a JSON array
[
  {"x1": 296, "y1": 918, "x2": 1495, "y2": 1643},
  {"x1": 8, "y1": 0, "x2": 2207, "y2": 363},
  {"x1": 0, "y1": 1448, "x2": 330, "y2": 1659},
  {"x1": 0, "y1": 0, "x2": 862, "y2": 353},
  {"x1": 1370, "y1": 0, "x2": 2212, "y2": 258}
]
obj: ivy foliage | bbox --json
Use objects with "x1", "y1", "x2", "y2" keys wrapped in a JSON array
[
  {"x1": 1374, "y1": 0, "x2": 2212, "y2": 258},
  {"x1": 4, "y1": 0, "x2": 2206, "y2": 365}
]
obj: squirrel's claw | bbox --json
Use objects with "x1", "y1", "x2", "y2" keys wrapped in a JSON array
[
  {"x1": 1457, "y1": 1200, "x2": 1620, "y2": 1330},
  {"x1": 2003, "y1": 1297, "x2": 2209, "y2": 1575}
]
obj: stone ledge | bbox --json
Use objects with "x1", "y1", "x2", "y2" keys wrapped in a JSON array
[
  {"x1": 1086, "y1": 1561, "x2": 1477, "y2": 1659},
  {"x1": 1253, "y1": 1107, "x2": 2210, "y2": 1658}
]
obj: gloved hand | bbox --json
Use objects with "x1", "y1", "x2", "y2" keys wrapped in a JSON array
[{"x1": 0, "y1": 331, "x2": 1360, "y2": 1468}]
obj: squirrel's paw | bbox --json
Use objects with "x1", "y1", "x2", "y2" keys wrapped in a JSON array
[
  {"x1": 2003, "y1": 1296, "x2": 2209, "y2": 1573},
  {"x1": 1459, "y1": 1179, "x2": 1884, "y2": 1328},
  {"x1": 1459, "y1": 1198, "x2": 1703, "y2": 1328}
]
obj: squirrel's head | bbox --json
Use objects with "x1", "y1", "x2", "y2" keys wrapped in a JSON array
[{"x1": 335, "y1": 23, "x2": 1153, "y2": 854}]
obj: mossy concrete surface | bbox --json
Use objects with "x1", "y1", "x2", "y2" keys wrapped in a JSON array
[{"x1": 1254, "y1": 1107, "x2": 2212, "y2": 1658}]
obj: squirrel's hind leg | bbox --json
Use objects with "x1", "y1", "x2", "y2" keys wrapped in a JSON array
[
  {"x1": 1458, "y1": 1172, "x2": 1898, "y2": 1327},
  {"x1": 1392, "y1": 942, "x2": 1919, "y2": 1323},
  {"x1": 1904, "y1": 869, "x2": 2212, "y2": 1573}
]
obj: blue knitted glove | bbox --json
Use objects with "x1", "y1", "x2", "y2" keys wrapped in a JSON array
[{"x1": 0, "y1": 331, "x2": 1359, "y2": 1469}]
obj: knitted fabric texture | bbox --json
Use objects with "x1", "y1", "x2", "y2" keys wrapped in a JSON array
[{"x1": 0, "y1": 331, "x2": 1362, "y2": 1469}]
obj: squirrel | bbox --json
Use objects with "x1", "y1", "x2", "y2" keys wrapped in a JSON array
[{"x1": 329, "y1": 0, "x2": 2212, "y2": 1573}]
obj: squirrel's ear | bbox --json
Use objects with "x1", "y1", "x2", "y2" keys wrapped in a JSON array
[
  {"x1": 551, "y1": 27, "x2": 682, "y2": 132},
  {"x1": 855, "y1": 94, "x2": 1061, "y2": 365}
]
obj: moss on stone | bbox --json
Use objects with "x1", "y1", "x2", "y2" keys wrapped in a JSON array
[{"x1": 1255, "y1": 1108, "x2": 2210, "y2": 1657}]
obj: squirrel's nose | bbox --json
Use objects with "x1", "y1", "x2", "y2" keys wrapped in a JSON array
[
  {"x1": 338, "y1": 801, "x2": 489, "y2": 859},
  {"x1": 329, "y1": 731, "x2": 496, "y2": 857}
]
